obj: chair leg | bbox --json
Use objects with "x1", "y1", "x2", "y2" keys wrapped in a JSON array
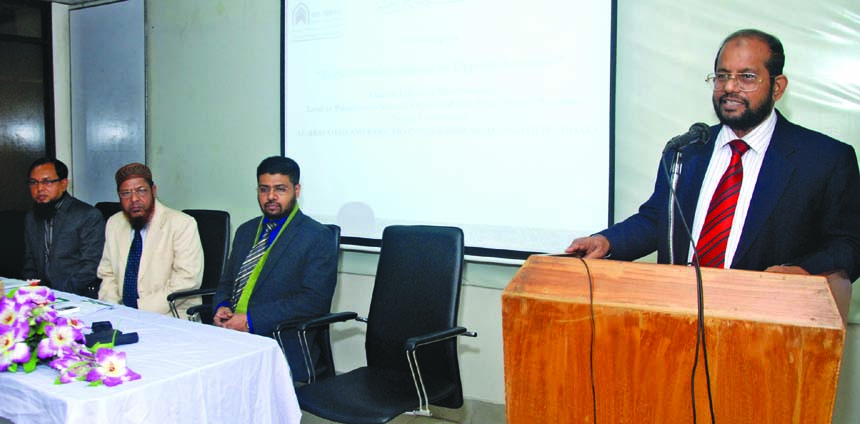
[
  {"x1": 168, "y1": 300, "x2": 181, "y2": 319},
  {"x1": 405, "y1": 350, "x2": 432, "y2": 417},
  {"x1": 298, "y1": 330, "x2": 315, "y2": 383}
]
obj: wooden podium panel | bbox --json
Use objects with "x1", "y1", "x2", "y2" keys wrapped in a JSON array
[{"x1": 502, "y1": 256, "x2": 851, "y2": 423}]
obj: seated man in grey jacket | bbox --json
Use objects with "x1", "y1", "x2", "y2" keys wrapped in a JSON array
[{"x1": 23, "y1": 158, "x2": 105, "y2": 295}]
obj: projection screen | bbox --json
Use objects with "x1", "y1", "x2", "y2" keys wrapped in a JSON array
[{"x1": 282, "y1": 1, "x2": 616, "y2": 258}]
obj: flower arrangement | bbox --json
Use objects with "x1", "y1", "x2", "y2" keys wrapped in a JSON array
[{"x1": 0, "y1": 284, "x2": 140, "y2": 387}]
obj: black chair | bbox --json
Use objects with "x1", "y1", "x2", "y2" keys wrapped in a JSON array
[
  {"x1": 79, "y1": 202, "x2": 121, "y2": 299},
  {"x1": 273, "y1": 223, "x2": 341, "y2": 383},
  {"x1": 166, "y1": 209, "x2": 231, "y2": 322},
  {"x1": 293, "y1": 225, "x2": 476, "y2": 424},
  {"x1": 0, "y1": 210, "x2": 27, "y2": 279},
  {"x1": 93, "y1": 201, "x2": 122, "y2": 221}
]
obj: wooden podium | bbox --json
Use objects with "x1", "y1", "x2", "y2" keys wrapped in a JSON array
[{"x1": 502, "y1": 256, "x2": 851, "y2": 423}]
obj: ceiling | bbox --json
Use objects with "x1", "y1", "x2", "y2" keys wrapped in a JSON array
[{"x1": 35, "y1": 0, "x2": 126, "y2": 6}]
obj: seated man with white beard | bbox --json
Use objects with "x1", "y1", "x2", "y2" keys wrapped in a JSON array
[{"x1": 98, "y1": 163, "x2": 204, "y2": 318}]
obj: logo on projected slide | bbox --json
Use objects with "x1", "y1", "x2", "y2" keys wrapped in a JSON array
[
  {"x1": 291, "y1": 3, "x2": 310, "y2": 25},
  {"x1": 289, "y1": 3, "x2": 343, "y2": 42}
]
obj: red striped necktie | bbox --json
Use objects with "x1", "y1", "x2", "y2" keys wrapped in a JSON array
[{"x1": 695, "y1": 139, "x2": 750, "y2": 268}]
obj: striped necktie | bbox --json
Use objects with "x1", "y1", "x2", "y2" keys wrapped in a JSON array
[
  {"x1": 231, "y1": 221, "x2": 277, "y2": 310},
  {"x1": 695, "y1": 139, "x2": 750, "y2": 268}
]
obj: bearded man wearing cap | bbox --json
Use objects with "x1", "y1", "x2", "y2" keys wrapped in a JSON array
[{"x1": 97, "y1": 162, "x2": 204, "y2": 318}]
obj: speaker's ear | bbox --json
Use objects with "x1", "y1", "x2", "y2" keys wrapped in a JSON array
[{"x1": 772, "y1": 75, "x2": 788, "y2": 101}]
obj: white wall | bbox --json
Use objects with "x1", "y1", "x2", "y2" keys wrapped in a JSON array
[{"x1": 136, "y1": 0, "x2": 859, "y2": 411}]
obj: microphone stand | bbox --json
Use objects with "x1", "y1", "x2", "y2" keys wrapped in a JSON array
[{"x1": 666, "y1": 149, "x2": 683, "y2": 265}]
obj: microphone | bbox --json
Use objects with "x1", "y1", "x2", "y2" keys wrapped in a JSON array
[{"x1": 662, "y1": 122, "x2": 711, "y2": 153}]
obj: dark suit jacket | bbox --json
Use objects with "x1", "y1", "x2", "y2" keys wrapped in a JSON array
[
  {"x1": 213, "y1": 210, "x2": 338, "y2": 381},
  {"x1": 23, "y1": 194, "x2": 105, "y2": 294},
  {"x1": 600, "y1": 110, "x2": 860, "y2": 281}
]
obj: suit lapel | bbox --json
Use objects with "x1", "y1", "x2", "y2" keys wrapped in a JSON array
[
  {"x1": 48, "y1": 197, "x2": 73, "y2": 259},
  {"x1": 254, "y1": 211, "x2": 305, "y2": 290},
  {"x1": 137, "y1": 200, "x2": 165, "y2": 283},
  {"x1": 673, "y1": 129, "x2": 718, "y2": 263},
  {"x1": 732, "y1": 116, "x2": 796, "y2": 266}
]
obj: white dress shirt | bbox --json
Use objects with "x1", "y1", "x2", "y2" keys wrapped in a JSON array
[{"x1": 688, "y1": 109, "x2": 778, "y2": 268}]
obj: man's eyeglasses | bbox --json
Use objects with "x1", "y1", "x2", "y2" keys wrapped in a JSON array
[
  {"x1": 27, "y1": 178, "x2": 62, "y2": 188},
  {"x1": 118, "y1": 188, "x2": 150, "y2": 199},
  {"x1": 257, "y1": 185, "x2": 290, "y2": 196},
  {"x1": 706, "y1": 72, "x2": 773, "y2": 92}
]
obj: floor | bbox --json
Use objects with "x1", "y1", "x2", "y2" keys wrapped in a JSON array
[{"x1": 301, "y1": 399, "x2": 506, "y2": 424}]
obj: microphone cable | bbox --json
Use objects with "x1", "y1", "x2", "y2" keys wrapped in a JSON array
[
  {"x1": 574, "y1": 256, "x2": 599, "y2": 424},
  {"x1": 659, "y1": 155, "x2": 716, "y2": 424}
]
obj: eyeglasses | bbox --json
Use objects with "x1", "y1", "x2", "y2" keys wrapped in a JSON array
[
  {"x1": 118, "y1": 187, "x2": 150, "y2": 199},
  {"x1": 706, "y1": 72, "x2": 773, "y2": 92},
  {"x1": 257, "y1": 185, "x2": 291, "y2": 196},
  {"x1": 27, "y1": 178, "x2": 63, "y2": 188}
]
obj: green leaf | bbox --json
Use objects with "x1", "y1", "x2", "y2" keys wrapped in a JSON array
[
  {"x1": 23, "y1": 352, "x2": 39, "y2": 373},
  {"x1": 89, "y1": 341, "x2": 115, "y2": 351}
]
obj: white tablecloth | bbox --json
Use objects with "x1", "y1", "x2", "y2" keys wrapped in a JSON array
[{"x1": 0, "y1": 290, "x2": 301, "y2": 424}]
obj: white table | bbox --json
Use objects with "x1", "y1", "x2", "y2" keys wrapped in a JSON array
[{"x1": 0, "y1": 290, "x2": 301, "y2": 424}]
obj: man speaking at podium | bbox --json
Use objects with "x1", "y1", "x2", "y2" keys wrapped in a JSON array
[{"x1": 567, "y1": 29, "x2": 860, "y2": 281}]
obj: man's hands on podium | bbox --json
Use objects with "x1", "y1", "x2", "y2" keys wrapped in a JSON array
[
  {"x1": 565, "y1": 236, "x2": 810, "y2": 275},
  {"x1": 213, "y1": 306, "x2": 249, "y2": 332},
  {"x1": 565, "y1": 235, "x2": 610, "y2": 259},
  {"x1": 764, "y1": 265, "x2": 810, "y2": 275}
]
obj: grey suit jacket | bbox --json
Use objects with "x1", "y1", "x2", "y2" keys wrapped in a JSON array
[
  {"x1": 23, "y1": 194, "x2": 105, "y2": 294},
  {"x1": 213, "y1": 210, "x2": 338, "y2": 381}
]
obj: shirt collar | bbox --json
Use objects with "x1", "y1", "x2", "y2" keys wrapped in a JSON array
[
  {"x1": 716, "y1": 108, "x2": 777, "y2": 154},
  {"x1": 262, "y1": 214, "x2": 290, "y2": 228}
]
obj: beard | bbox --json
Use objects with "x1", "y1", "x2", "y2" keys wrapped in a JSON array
[
  {"x1": 32, "y1": 193, "x2": 66, "y2": 221},
  {"x1": 128, "y1": 215, "x2": 149, "y2": 230},
  {"x1": 713, "y1": 86, "x2": 775, "y2": 134},
  {"x1": 262, "y1": 198, "x2": 296, "y2": 220},
  {"x1": 124, "y1": 205, "x2": 155, "y2": 230}
]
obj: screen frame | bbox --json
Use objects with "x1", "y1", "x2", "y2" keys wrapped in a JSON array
[{"x1": 279, "y1": 0, "x2": 618, "y2": 260}]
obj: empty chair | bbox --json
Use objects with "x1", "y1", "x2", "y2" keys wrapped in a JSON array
[
  {"x1": 294, "y1": 225, "x2": 476, "y2": 424},
  {"x1": 167, "y1": 209, "x2": 231, "y2": 322}
]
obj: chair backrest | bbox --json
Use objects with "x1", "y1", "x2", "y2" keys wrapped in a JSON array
[
  {"x1": 365, "y1": 226, "x2": 464, "y2": 378},
  {"x1": 0, "y1": 210, "x2": 27, "y2": 279},
  {"x1": 182, "y1": 209, "x2": 231, "y2": 291},
  {"x1": 94, "y1": 202, "x2": 122, "y2": 221}
]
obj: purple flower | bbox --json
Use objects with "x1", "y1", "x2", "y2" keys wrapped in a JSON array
[
  {"x1": 38, "y1": 322, "x2": 84, "y2": 359},
  {"x1": 0, "y1": 297, "x2": 30, "y2": 327},
  {"x1": 13, "y1": 286, "x2": 55, "y2": 307},
  {"x1": 2, "y1": 287, "x2": 141, "y2": 386},
  {"x1": 50, "y1": 354, "x2": 93, "y2": 383},
  {"x1": 86, "y1": 348, "x2": 140, "y2": 387},
  {"x1": 0, "y1": 323, "x2": 31, "y2": 371}
]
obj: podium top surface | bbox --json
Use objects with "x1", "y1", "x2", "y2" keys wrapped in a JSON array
[{"x1": 504, "y1": 256, "x2": 850, "y2": 330}]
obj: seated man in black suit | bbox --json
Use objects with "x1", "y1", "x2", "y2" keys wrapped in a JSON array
[
  {"x1": 22, "y1": 158, "x2": 105, "y2": 294},
  {"x1": 212, "y1": 156, "x2": 338, "y2": 381}
]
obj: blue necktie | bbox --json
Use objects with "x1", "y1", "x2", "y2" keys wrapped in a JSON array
[{"x1": 122, "y1": 229, "x2": 143, "y2": 308}]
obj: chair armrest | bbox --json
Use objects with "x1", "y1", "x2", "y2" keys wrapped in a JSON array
[
  {"x1": 273, "y1": 311, "x2": 360, "y2": 334},
  {"x1": 186, "y1": 303, "x2": 212, "y2": 317},
  {"x1": 167, "y1": 288, "x2": 216, "y2": 302},
  {"x1": 404, "y1": 326, "x2": 477, "y2": 351}
]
